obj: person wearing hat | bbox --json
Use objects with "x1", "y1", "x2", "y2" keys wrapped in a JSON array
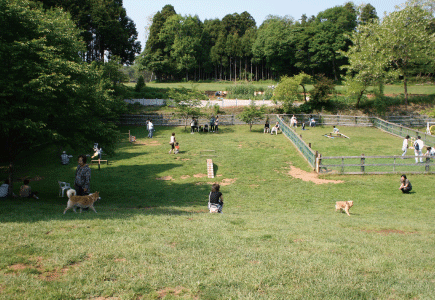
[{"x1": 61, "y1": 151, "x2": 73, "y2": 165}]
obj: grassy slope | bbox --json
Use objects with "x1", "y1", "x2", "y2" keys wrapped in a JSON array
[{"x1": 0, "y1": 125, "x2": 434, "y2": 299}]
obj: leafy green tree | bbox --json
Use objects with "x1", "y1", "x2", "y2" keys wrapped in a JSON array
[
  {"x1": 308, "y1": 3, "x2": 357, "y2": 80},
  {"x1": 135, "y1": 75, "x2": 146, "y2": 92},
  {"x1": 309, "y1": 75, "x2": 335, "y2": 109},
  {"x1": 358, "y1": 3, "x2": 378, "y2": 24},
  {"x1": 38, "y1": 0, "x2": 141, "y2": 65},
  {"x1": 272, "y1": 76, "x2": 300, "y2": 113},
  {"x1": 0, "y1": 0, "x2": 123, "y2": 193},
  {"x1": 238, "y1": 102, "x2": 266, "y2": 131},
  {"x1": 167, "y1": 86, "x2": 207, "y2": 130},
  {"x1": 343, "y1": 2, "x2": 435, "y2": 105},
  {"x1": 138, "y1": 5, "x2": 177, "y2": 81}
]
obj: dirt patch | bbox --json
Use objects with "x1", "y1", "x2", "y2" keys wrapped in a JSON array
[
  {"x1": 220, "y1": 178, "x2": 237, "y2": 186},
  {"x1": 114, "y1": 258, "x2": 127, "y2": 262},
  {"x1": 249, "y1": 184, "x2": 259, "y2": 188},
  {"x1": 156, "y1": 286, "x2": 197, "y2": 299},
  {"x1": 238, "y1": 144, "x2": 243, "y2": 148},
  {"x1": 17, "y1": 176, "x2": 45, "y2": 181},
  {"x1": 134, "y1": 140, "x2": 161, "y2": 146},
  {"x1": 9, "y1": 264, "x2": 28, "y2": 271},
  {"x1": 362, "y1": 229, "x2": 417, "y2": 235},
  {"x1": 180, "y1": 175, "x2": 190, "y2": 179},
  {"x1": 287, "y1": 166, "x2": 344, "y2": 185},
  {"x1": 156, "y1": 176, "x2": 173, "y2": 181},
  {"x1": 193, "y1": 173, "x2": 207, "y2": 178}
]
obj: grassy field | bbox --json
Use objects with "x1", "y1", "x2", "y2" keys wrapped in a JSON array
[
  {"x1": 1, "y1": 125, "x2": 434, "y2": 299},
  {"x1": 126, "y1": 81, "x2": 435, "y2": 96}
]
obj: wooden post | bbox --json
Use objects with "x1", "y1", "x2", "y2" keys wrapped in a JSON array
[
  {"x1": 309, "y1": 143, "x2": 311, "y2": 149},
  {"x1": 315, "y1": 152, "x2": 320, "y2": 173},
  {"x1": 361, "y1": 154, "x2": 365, "y2": 173},
  {"x1": 425, "y1": 156, "x2": 430, "y2": 172},
  {"x1": 98, "y1": 159, "x2": 101, "y2": 171}
]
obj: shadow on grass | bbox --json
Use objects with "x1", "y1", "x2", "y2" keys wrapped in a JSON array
[{"x1": 0, "y1": 161, "x2": 214, "y2": 222}]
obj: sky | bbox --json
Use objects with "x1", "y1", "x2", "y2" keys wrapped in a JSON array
[{"x1": 123, "y1": 0, "x2": 407, "y2": 51}]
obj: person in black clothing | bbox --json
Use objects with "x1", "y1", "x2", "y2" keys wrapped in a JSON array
[{"x1": 208, "y1": 183, "x2": 224, "y2": 213}]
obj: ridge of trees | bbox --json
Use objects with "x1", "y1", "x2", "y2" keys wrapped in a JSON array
[{"x1": 138, "y1": 2, "x2": 377, "y2": 82}]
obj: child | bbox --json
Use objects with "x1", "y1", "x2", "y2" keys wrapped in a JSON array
[
  {"x1": 271, "y1": 122, "x2": 280, "y2": 135},
  {"x1": 19, "y1": 179, "x2": 39, "y2": 199},
  {"x1": 169, "y1": 133, "x2": 176, "y2": 154},
  {"x1": 208, "y1": 183, "x2": 223, "y2": 213},
  {"x1": 174, "y1": 142, "x2": 180, "y2": 154},
  {"x1": 264, "y1": 120, "x2": 270, "y2": 133},
  {"x1": 333, "y1": 126, "x2": 339, "y2": 134}
]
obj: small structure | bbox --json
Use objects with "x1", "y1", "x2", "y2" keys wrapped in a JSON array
[{"x1": 207, "y1": 159, "x2": 214, "y2": 178}]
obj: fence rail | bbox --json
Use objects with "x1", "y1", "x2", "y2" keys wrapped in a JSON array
[{"x1": 317, "y1": 154, "x2": 435, "y2": 174}]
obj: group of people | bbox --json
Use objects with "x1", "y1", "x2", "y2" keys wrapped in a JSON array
[
  {"x1": 189, "y1": 116, "x2": 220, "y2": 133},
  {"x1": 402, "y1": 135, "x2": 434, "y2": 163},
  {"x1": 0, "y1": 179, "x2": 39, "y2": 199},
  {"x1": 264, "y1": 120, "x2": 281, "y2": 135}
]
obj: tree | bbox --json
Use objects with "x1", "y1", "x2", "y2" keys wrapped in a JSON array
[
  {"x1": 272, "y1": 76, "x2": 300, "y2": 113},
  {"x1": 0, "y1": 0, "x2": 123, "y2": 194},
  {"x1": 167, "y1": 86, "x2": 207, "y2": 130},
  {"x1": 343, "y1": 2, "x2": 435, "y2": 105},
  {"x1": 238, "y1": 102, "x2": 266, "y2": 131},
  {"x1": 38, "y1": 0, "x2": 141, "y2": 65},
  {"x1": 309, "y1": 75, "x2": 335, "y2": 109},
  {"x1": 308, "y1": 3, "x2": 357, "y2": 80}
]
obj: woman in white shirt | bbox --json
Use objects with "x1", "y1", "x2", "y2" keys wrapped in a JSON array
[{"x1": 169, "y1": 133, "x2": 176, "y2": 154}]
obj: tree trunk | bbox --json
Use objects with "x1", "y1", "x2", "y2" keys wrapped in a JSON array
[
  {"x1": 229, "y1": 57, "x2": 232, "y2": 82},
  {"x1": 404, "y1": 76, "x2": 408, "y2": 105}
]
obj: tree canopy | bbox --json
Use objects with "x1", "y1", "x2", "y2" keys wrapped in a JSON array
[{"x1": 0, "y1": 0, "x2": 124, "y2": 191}]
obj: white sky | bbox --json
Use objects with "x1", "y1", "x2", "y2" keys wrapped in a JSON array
[{"x1": 123, "y1": 0, "x2": 407, "y2": 50}]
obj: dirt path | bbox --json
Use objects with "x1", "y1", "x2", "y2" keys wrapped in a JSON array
[{"x1": 287, "y1": 166, "x2": 344, "y2": 185}]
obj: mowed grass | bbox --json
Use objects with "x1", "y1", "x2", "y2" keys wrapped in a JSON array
[{"x1": 1, "y1": 125, "x2": 434, "y2": 299}]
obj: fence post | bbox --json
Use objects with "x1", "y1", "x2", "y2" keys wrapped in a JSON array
[
  {"x1": 309, "y1": 143, "x2": 311, "y2": 148},
  {"x1": 361, "y1": 154, "x2": 365, "y2": 173},
  {"x1": 315, "y1": 152, "x2": 320, "y2": 173},
  {"x1": 425, "y1": 156, "x2": 430, "y2": 172}
]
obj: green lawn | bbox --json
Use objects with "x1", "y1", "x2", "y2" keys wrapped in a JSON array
[{"x1": 1, "y1": 125, "x2": 434, "y2": 299}]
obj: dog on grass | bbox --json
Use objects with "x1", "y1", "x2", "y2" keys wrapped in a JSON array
[
  {"x1": 335, "y1": 201, "x2": 353, "y2": 216},
  {"x1": 64, "y1": 189, "x2": 99, "y2": 214}
]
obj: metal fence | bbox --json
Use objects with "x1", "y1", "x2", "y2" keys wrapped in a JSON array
[
  {"x1": 278, "y1": 115, "x2": 317, "y2": 168},
  {"x1": 372, "y1": 117, "x2": 435, "y2": 146},
  {"x1": 317, "y1": 155, "x2": 435, "y2": 175}
]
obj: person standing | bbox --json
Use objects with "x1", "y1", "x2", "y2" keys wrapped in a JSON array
[
  {"x1": 169, "y1": 133, "x2": 176, "y2": 154},
  {"x1": 210, "y1": 115, "x2": 215, "y2": 132},
  {"x1": 414, "y1": 136, "x2": 424, "y2": 163},
  {"x1": 402, "y1": 135, "x2": 410, "y2": 158},
  {"x1": 399, "y1": 174, "x2": 412, "y2": 193},
  {"x1": 214, "y1": 116, "x2": 219, "y2": 133},
  {"x1": 61, "y1": 151, "x2": 73, "y2": 165},
  {"x1": 74, "y1": 155, "x2": 91, "y2": 196},
  {"x1": 190, "y1": 117, "x2": 196, "y2": 134},
  {"x1": 147, "y1": 120, "x2": 154, "y2": 138}
]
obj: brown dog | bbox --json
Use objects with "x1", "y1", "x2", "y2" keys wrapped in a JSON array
[
  {"x1": 335, "y1": 201, "x2": 353, "y2": 216},
  {"x1": 64, "y1": 190, "x2": 99, "y2": 214}
]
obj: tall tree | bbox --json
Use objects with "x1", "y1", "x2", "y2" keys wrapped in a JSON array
[
  {"x1": 308, "y1": 3, "x2": 357, "y2": 80},
  {"x1": 38, "y1": 0, "x2": 141, "y2": 64},
  {"x1": 0, "y1": 0, "x2": 123, "y2": 193}
]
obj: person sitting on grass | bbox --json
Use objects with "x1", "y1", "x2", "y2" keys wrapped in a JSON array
[
  {"x1": 264, "y1": 120, "x2": 270, "y2": 133},
  {"x1": 208, "y1": 183, "x2": 224, "y2": 213},
  {"x1": 19, "y1": 179, "x2": 39, "y2": 199},
  {"x1": 271, "y1": 122, "x2": 280, "y2": 135},
  {"x1": 0, "y1": 179, "x2": 11, "y2": 198},
  {"x1": 424, "y1": 146, "x2": 435, "y2": 158},
  {"x1": 399, "y1": 174, "x2": 412, "y2": 194}
]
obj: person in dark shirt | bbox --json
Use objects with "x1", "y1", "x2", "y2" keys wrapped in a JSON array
[
  {"x1": 399, "y1": 174, "x2": 412, "y2": 194},
  {"x1": 208, "y1": 183, "x2": 223, "y2": 213}
]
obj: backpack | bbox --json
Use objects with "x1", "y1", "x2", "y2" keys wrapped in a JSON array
[{"x1": 414, "y1": 141, "x2": 420, "y2": 151}]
